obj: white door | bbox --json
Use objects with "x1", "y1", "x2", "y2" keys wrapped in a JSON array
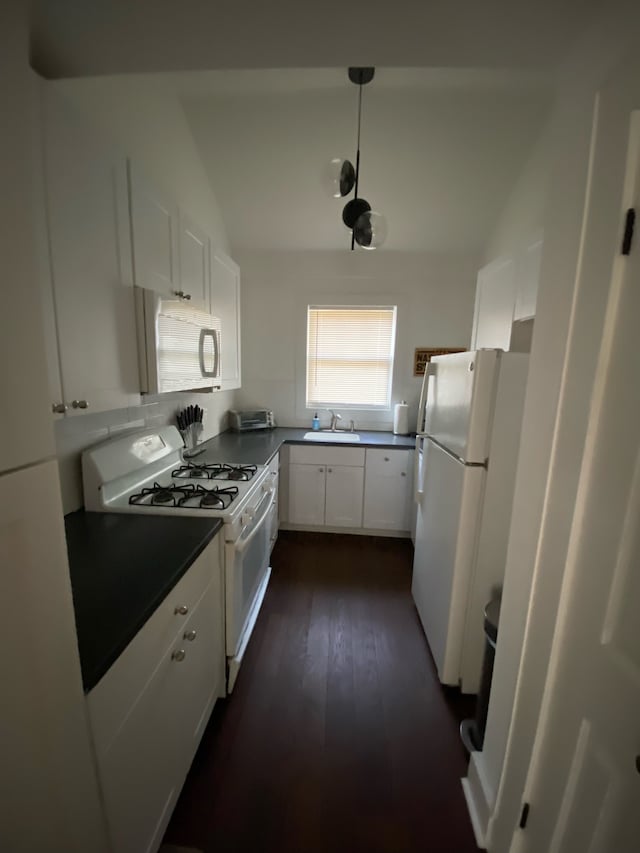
[
  {"x1": 411, "y1": 439, "x2": 485, "y2": 685},
  {"x1": 426, "y1": 349, "x2": 498, "y2": 462},
  {"x1": 288, "y1": 463, "x2": 326, "y2": 526},
  {"x1": 363, "y1": 449, "x2": 412, "y2": 530},
  {"x1": 129, "y1": 162, "x2": 179, "y2": 297},
  {"x1": 44, "y1": 90, "x2": 140, "y2": 415},
  {"x1": 471, "y1": 255, "x2": 517, "y2": 350},
  {"x1": 210, "y1": 247, "x2": 241, "y2": 390},
  {"x1": 518, "y1": 116, "x2": 640, "y2": 853},
  {"x1": 178, "y1": 212, "x2": 208, "y2": 306},
  {"x1": 325, "y1": 465, "x2": 364, "y2": 528},
  {"x1": 514, "y1": 234, "x2": 543, "y2": 321}
]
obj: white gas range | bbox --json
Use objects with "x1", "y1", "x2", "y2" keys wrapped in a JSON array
[{"x1": 82, "y1": 425, "x2": 275, "y2": 692}]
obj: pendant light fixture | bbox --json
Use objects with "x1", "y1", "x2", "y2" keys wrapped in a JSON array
[{"x1": 324, "y1": 67, "x2": 388, "y2": 250}]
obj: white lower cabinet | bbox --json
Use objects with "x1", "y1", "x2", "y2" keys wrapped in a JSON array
[
  {"x1": 87, "y1": 537, "x2": 224, "y2": 853},
  {"x1": 325, "y1": 465, "x2": 364, "y2": 527},
  {"x1": 363, "y1": 449, "x2": 412, "y2": 531},
  {"x1": 289, "y1": 463, "x2": 327, "y2": 526},
  {"x1": 287, "y1": 445, "x2": 413, "y2": 534},
  {"x1": 288, "y1": 445, "x2": 366, "y2": 529}
]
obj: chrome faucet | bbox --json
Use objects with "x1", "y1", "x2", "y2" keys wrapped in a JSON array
[{"x1": 329, "y1": 410, "x2": 342, "y2": 431}]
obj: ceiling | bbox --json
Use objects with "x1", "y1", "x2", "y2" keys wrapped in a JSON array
[
  {"x1": 31, "y1": 0, "x2": 602, "y2": 79},
  {"x1": 180, "y1": 68, "x2": 552, "y2": 252}
]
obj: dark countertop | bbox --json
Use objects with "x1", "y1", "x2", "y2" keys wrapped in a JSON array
[
  {"x1": 193, "y1": 427, "x2": 415, "y2": 466},
  {"x1": 65, "y1": 510, "x2": 223, "y2": 693}
]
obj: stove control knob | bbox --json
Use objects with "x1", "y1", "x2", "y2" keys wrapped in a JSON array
[
  {"x1": 174, "y1": 605, "x2": 189, "y2": 616},
  {"x1": 172, "y1": 649, "x2": 186, "y2": 662},
  {"x1": 184, "y1": 630, "x2": 197, "y2": 642}
]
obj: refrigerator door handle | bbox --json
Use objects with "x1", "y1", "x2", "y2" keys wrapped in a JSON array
[
  {"x1": 416, "y1": 362, "x2": 436, "y2": 433},
  {"x1": 414, "y1": 433, "x2": 428, "y2": 504}
]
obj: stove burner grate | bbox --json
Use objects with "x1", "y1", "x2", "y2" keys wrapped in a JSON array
[{"x1": 128, "y1": 481, "x2": 240, "y2": 510}]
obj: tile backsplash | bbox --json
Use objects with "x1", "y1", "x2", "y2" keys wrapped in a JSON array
[{"x1": 56, "y1": 390, "x2": 237, "y2": 514}]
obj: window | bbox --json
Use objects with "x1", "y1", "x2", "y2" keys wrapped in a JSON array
[{"x1": 306, "y1": 305, "x2": 397, "y2": 409}]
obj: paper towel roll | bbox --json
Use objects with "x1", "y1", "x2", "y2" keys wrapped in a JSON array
[{"x1": 393, "y1": 401, "x2": 409, "y2": 435}]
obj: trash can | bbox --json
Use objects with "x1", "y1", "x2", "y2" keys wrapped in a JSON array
[{"x1": 460, "y1": 596, "x2": 501, "y2": 753}]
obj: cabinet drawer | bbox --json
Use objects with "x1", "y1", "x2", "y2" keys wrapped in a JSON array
[
  {"x1": 87, "y1": 540, "x2": 217, "y2": 758},
  {"x1": 365, "y1": 448, "x2": 411, "y2": 475},
  {"x1": 289, "y1": 445, "x2": 365, "y2": 467}
]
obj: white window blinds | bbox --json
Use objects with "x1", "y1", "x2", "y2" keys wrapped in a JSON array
[{"x1": 306, "y1": 306, "x2": 397, "y2": 409}]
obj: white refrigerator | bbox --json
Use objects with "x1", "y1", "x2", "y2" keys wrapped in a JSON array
[{"x1": 411, "y1": 349, "x2": 528, "y2": 694}]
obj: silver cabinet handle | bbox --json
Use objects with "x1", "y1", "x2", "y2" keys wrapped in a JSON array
[
  {"x1": 174, "y1": 605, "x2": 189, "y2": 615},
  {"x1": 172, "y1": 649, "x2": 186, "y2": 662},
  {"x1": 184, "y1": 629, "x2": 197, "y2": 642},
  {"x1": 184, "y1": 292, "x2": 192, "y2": 300},
  {"x1": 171, "y1": 290, "x2": 192, "y2": 301},
  {"x1": 52, "y1": 402, "x2": 68, "y2": 414},
  {"x1": 71, "y1": 400, "x2": 89, "y2": 409}
]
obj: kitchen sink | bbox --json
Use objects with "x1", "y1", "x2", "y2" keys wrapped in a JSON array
[{"x1": 303, "y1": 431, "x2": 361, "y2": 442}]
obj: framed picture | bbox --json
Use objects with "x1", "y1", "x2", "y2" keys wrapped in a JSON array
[{"x1": 414, "y1": 347, "x2": 465, "y2": 376}]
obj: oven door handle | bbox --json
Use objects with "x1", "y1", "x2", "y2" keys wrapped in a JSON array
[{"x1": 236, "y1": 489, "x2": 275, "y2": 554}]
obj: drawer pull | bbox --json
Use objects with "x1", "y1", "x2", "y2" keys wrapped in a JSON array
[
  {"x1": 184, "y1": 629, "x2": 197, "y2": 642},
  {"x1": 401, "y1": 471, "x2": 406, "y2": 477},
  {"x1": 172, "y1": 649, "x2": 186, "y2": 662},
  {"x1": 384, "y1": 456, "x2": 390, "y2": 462},
  {"x1": 174, "y1": 605, "x2": 189, "y2": 616}
]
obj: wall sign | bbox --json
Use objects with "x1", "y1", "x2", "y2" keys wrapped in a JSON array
[{"x1": 414, "y1": 347, "x2": 465, "y2": 376}]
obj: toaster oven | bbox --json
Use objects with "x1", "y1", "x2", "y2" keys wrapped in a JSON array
[{"x1": 229, "y1": 409, "x2": 275, "y2": 431}]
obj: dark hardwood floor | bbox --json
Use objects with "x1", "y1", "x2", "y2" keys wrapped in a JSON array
[{"x1": 163, "y1": 531, "x2": 478, "y2": 853}]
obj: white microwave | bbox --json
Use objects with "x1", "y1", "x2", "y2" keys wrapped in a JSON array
[{"x1": 135, "y1": 287, "x2": 222, "y2": 394}]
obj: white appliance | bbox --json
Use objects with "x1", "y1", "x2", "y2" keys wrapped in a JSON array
[
  {"x1": 135, "y1": 286, "x2": 222, "y2": 394},
  {"x1": 412, "y1": 349, "x2": 528, "y2": 693},
  {"x1": 82, "y1": 426, "x2": 277, "y2": 692}
]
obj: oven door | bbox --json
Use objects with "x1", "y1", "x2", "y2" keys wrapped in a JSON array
[{"x1": 225, "y1": 487, "x2": 275, "y2": 692}]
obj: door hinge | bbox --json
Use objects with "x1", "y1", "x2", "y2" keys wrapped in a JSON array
[
  {"x1": 519, "y1": 802, "x2": 530, "y2": 829},
  {"x1": 621, "y1": 207, "x2": 635, "y2": 255}
]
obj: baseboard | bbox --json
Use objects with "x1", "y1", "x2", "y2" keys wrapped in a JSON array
[{"x1": 279, "y1": 523, "x2": 411, "y2": 539}]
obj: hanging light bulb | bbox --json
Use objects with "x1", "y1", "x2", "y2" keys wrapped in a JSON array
[
  {"x1": 322, "y1": 158, "x2": 356, "y2": 198},
  {"x1": 354, "y1": 210, "x2": 388, "y2": 249},
  {"x1": 342, "y1": 197, "x2": 371, "y2": 230}
]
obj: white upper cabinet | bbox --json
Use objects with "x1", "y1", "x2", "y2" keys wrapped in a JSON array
[
  {"x1": 128, "y1": 162, "x2": 179, "y2": 298},
  {"x1": 178, "y1": 211, "x2": 208, "y2": 307},
  {"x1": 471, "y1": 255, "x2": 517, "y2": 351},
  {"x1": 514, "y1": 233, "x2": 543, "y2": 321},
  {"x1": 210, "y1": 248, "x2": 241, "y2": 390},
  {"x1": 42, "y1": 89, "x2": 140, "y2": 416}
]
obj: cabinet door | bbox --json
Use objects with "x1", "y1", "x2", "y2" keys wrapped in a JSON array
[
  {"x1": 129, "y1": 162, "x2": 179, "y2": 297},
  {"x1": 325, "y1": 465, "x2": 364, "y2": 528},
  {"x1": 44, "y1": 90, "x2": 140, "y2": 415},
  {"x1": 471, "y1": 255, "x2": 516, "y2": 351},
  {"x1": 178, "y1": 211, "x2": 208, "y2": 307},
  {"x1": 363, "y1": 450, "x2": 412, "y2": 530},
  {"x1": 210, "y1": 248, "x2": 241, "y2": 390},
  {"x1": 514, "y1": 235, "x2": 543, "y2": 320},
  {"x1": 289, "y1": 463, "x2": 325, "y2": 526}
]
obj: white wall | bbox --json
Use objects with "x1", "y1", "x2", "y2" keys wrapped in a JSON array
[
  {"x1": 483, "y1": 120, "x2": 552, "y2": 263},
  {"x1": 43, "y1": 77, "x2": 240, "y2": 513},
  {"x1": 235, "y1": 249, "x2": 479, "y2": 430},
  {"x1": 466, "y1": 11, "x2": 640, "y2": 852}
]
